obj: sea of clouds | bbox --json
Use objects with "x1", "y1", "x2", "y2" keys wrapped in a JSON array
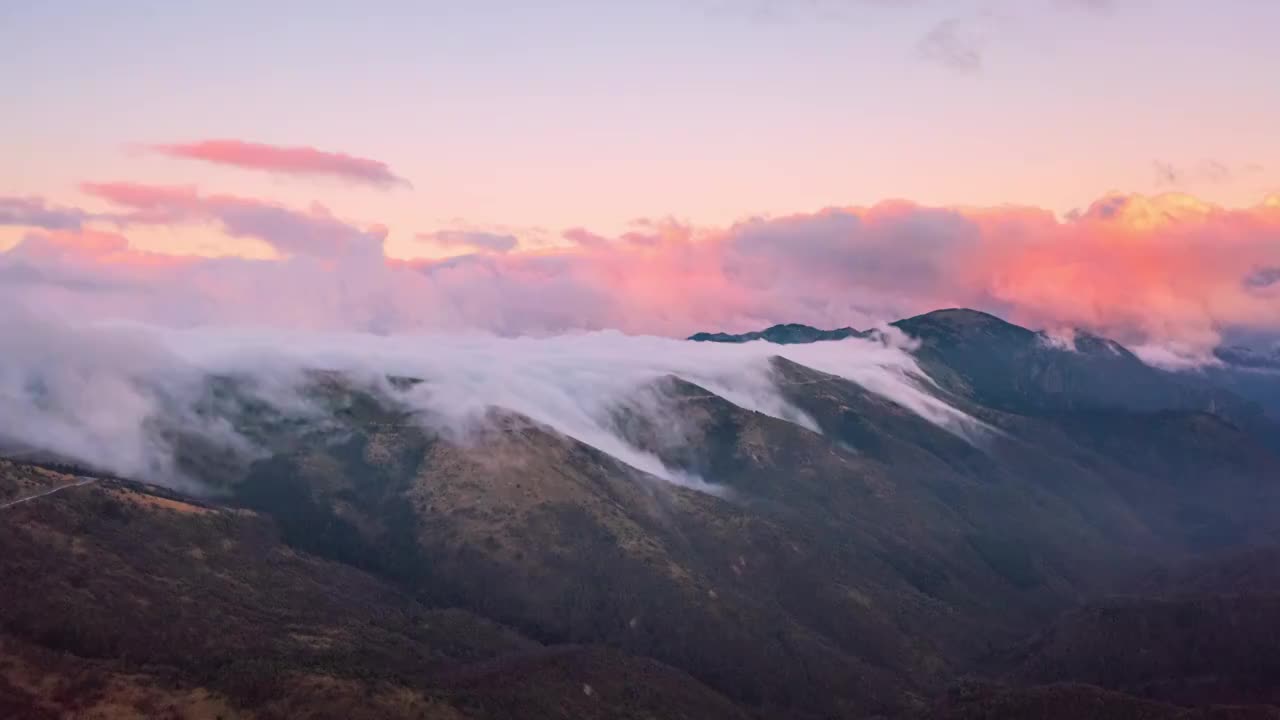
[{"x1": 0, "y1": 308, "x2": 986, "y2": 493}]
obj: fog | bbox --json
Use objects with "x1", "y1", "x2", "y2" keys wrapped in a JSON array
[{"x1": 0, "y1": 311, "x2": 986, "y2": 493}]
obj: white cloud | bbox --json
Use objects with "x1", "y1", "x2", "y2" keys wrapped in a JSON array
[{"x1": 0, "y1": 311, "x2": 986, "y2": 493}]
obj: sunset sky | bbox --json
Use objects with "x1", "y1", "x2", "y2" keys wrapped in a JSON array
[{"x1": 1, "y1": 1, "x2": 1277, "y2": 350}]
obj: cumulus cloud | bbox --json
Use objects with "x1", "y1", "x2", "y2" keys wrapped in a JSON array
[
  {"x1": 147, "y1": 139, "x2": 410, "y2": 189},
  {"x1": 419, "y1": 230, "x2": 519, "y2": 254},
  {"x1": 2, "y1": 191, "x2": 1278, "y2": 355},
  {"x1": 0, "y1": 196, "x2": 91, "y2": 230},
  {"x1": 81, "y1": 182, "x2": 387, "y2": 258},
  {"x1": 4, "y1": 188, "x2": 1278, "y2": 491},
  {"x1": 562, "y1": 227, "x2": 610, "y2": 248}
]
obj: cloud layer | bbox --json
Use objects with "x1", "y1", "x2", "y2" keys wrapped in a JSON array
[
  {"x1": 1, "y1": 196, "x2": 91, "y2": 230},
  {"x1": 80, "y1": 182, "x2": 387, "y2": 258},
  {"x1": 2, "y1": 189, "x2": 1278, "y2": 354},
  {"x1": 0, "y1": 308, "x2": 975, "y2": 492},
  {"x1": 3, "y1": 186, "x2": 1276, "y2": 490},
  {"x1": 148, "y1": 139, "x2": 409, "y2": 188}
]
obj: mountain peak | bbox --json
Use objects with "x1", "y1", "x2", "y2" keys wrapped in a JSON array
[
  {"x1": 688, "y1": 308, "x2": 1036, "y2": 347},
  {"x1": 688, "y1": 323, "x2": 865, "y2": 345},
  {"x1": 905, "y1": 308, "x2": 1007, "y2": 324},
  {"x1": 1215, "y1": 344, "x2": 1280, "y2": 371},
  {"x1": 892, "y1": 308, "x2": 1030, "y2": 336}
]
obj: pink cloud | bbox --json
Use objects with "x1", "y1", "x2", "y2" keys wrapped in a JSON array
[
  {"x1": 30, "y1": 229, "x2": 130, "y2": 256},
  {"x1": 81, "y1": 182, "x2": 386, "y2": 259},
  {"x1": 562, "y1": 227, "x2": 609, "y2": 248},
  {"x1": 147, "y1": 139, "x2": 409, "y2": 189},
  {"x1": 4, "y1": 191, "x2": 1279, "y2": 350},
  {"x1": 0, "y1": 196, "x2": 91, "y2": 230},
  {"x1": 968, "y1": 194, "x2": 1280, "y2": 348}
]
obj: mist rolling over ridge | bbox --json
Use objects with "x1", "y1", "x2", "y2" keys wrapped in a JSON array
[
  {"x1": 6, "y1": 303, "x2": 1280, "y2": 719},
  {"x1": 2, "y1": 307, "x2": 996, "y2": 492},
  {"x1": 4, "y1": 2, "x2": 1280, "y2": 717}
]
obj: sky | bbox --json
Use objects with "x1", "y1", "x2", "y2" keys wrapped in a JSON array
[{"x1": 1, "y1": 0, "x2": 1277, "y2": 352}]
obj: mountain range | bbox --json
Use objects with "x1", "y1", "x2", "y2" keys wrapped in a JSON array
[{"x1": 4, "y1": 308, "x2": 1280, "y2": 719}]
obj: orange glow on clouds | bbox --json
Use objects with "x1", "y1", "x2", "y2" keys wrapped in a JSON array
[{"x1": 1, "y1": 187, "x2": 1277, "y2": 352}]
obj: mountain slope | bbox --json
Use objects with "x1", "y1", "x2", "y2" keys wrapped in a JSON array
[
  {"x1": 183, "y1": 349, "x2": 1280, "y2": 716},
  {"x1": 0, "y1": 459, "x2": 748, "y2": 720},
  {"x1": 6, "y1": 308, "x2": 1280, "y2": 718},
  {"x1": 689, "y1": 309, "x2": 1278, "y2": 441}
]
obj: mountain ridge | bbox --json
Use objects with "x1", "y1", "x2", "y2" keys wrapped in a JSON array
[
  {"x1": 6, "y1": 306, "x2": 1280, "y2": 718},
  {"x1": 690, "y1": 308, "x2": 1280, "y2": 433}
]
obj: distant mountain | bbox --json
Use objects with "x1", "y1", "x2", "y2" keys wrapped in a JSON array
[
  {"x1": 1204, "y1": 346, "x2": 1280, "y2": 421},
  {"x1": 1216, "y1": 344, "x2": 1280, "y2": 371},
  {"x1": 687, "y1": 310, "x2": 1045, "y2": 347},
  {"x1": 693, "y1": 308, "x2": 1280, "y2": 440},
  {"x1": 689, "y1": 322, "x2": 869, "y2": 344},
  {"x1": 6, "y1": 308, "x2": 1280, "y2": 718}
]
